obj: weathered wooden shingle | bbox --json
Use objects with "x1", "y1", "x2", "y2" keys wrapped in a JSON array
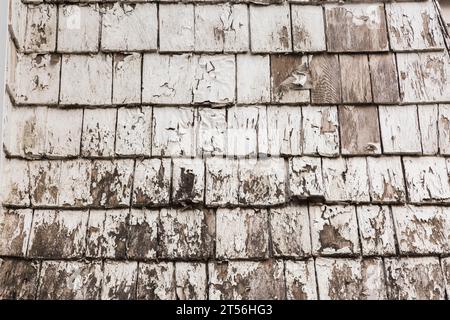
[
  {"x1": 14, "y1": 54, "x2": 61, "y2": 105},
  {"x1": 58, "y1": 4, "x2": 100, "y2": 53},
  {"x1": 309, "y1": 54, "x2": 341, "y2": 104},
  {"x1": 59, "y1": 160, "x2": 92, "y2": 207},
  {"x1": 386, "y1": 2, "x2": 445, "y2": 51},
  {"x1": 339, "y1": 105, "x2": 381, "y2": 155},
  {"x1": 137, "y1": 262, "x2": 175, "y2": 300},
  {"x1": 102, "y1": 3, "x2": 157, "y2": 52},
  {"x1": 285, "y1": 260, "x2": 317, "y2": 300},
  {"x1": 385, "y1": 257, "x2": 446, "y2": 300},
  {"x1": 86, "y1": 209, "x2": 129, "y2": 259},
  {"x1": 24, "y1": 4, "x2": 57, "y2": 53},
  {"x1": 89, "y1": 160, "x2": 134, "y2": 208},
  {"x1": 369, "y1": 54, "x2": 400, "y2": 104},
  {"x1": 270, "y1": 205, "x2": 311, "y2": 258},
  {"x1": 262, "y1": 106, "x2": 302, "y2": 156},
  {"x1": 152, "y1": 107, "x2": 196, "y2": 157},
  {"x1": 392, "y1": 205, "x2": 450, "y2": 255},
  {"x1": 322, "y1": 158, "x2": 370, "y2": 202},
  {"x1": 3, "y1": 104, "x2": 47, "y2": 158},
  {"x1": 172, "y1": 158, "x2": 204, "y2": 205},
  {"x1": 208, "y1": 260, "x2": 285, "y2": 300},
  {"x1": 101, "y1": 261, "x2": 138, "y2": 300},
  {"x1": 236, "y1": 54, "x2": 270, "y2": 103},
  {"x1": 397, "y1": 52, "x2": 450, "y2": 103},
  {"x1": 127, "y1": 209, "x2": 158, "y2": 260},
  {"x1": 81, "y1": 109, "x2": 116, "y2": 158},
  {"x1": 133, "y1": 159, "x2": 171, "y2": 207},
  {"x1": 60, "y1": 54, "x2": 112, "y2": 105},
  {"x1": 29, "y1": 160, "x2": 60, "y2": 207},
  {"x1": 197, "y1": 108, "x2": 227, "y2": 157},
  {"x1": 216, "y1": 208, "x2": 269, "y2": 259},
  {"x1": 289, "y1": 156, "x2": 324, "y2": 199},
  {"x1": 159, "y1": 4, "x2": 194, "y2": 52},
  {"x1": 194, "y1": 55, "x2": 236, "y2": 104},
  {"x1": 310, "y1": 205, "x2": 360, "y2": 256},
  {"x1": 38, "y1": 261, "x2": 102, "y2": 300},
  {"x1": 418, "y1": 104, "x2": 439, "y2": 155},
  {"x1": 28, "y1": 210, "x2": 88, "y2": 259},
  {"x1": 205, "y1": 158, "x2": 239, "y2": 207},
  {"x1": 159, "y1": 208, "x2": 214, "y2": 259},
  {"x1": 0, "y1": 259, "x2": 39, "y2": 300},
  {"x1": 367, "y1": 156, "x2": 406, "y2": 203},
  {"x1": 379, "y1": 105, "x2": 422, "y2": 154},
  {"x1": 250, "y1": 4, "x2": 291, "y2": 53},
  {"x1": 175, "y1": 262, "x2": 207, "y2": 300},
  {"x1": 291, "y1": 5, "x2": 325, "y2": 52},
  {"x1": 194, "y1": 4, "x2": 249, "y2": 52},
  {"x1": 116, "y1": 107, "x2": 152, "y2": 156},
  {"x1": 113, "y1": 53, "x2": 142, "y2": 105},
  {"x1": 438, "y1": 104, "x2": 450, "y2": 155},
  {"x1": 316, "y1": 258, "x2": 386, "y2": 300},
  {"x1": 45, "y1": 108, "x2": 83, "y2": 157},
  {"x1": 403, "y1": 156, "x2": 450, "y2": 203},
  {"x1": 325, "y1": 4, "x2": 389, "y2": 52},
  {"x1": 0, "y1": 209, "x2": 33, "y2": 257},
  {"x1": 340, "y1": 55, "x2": 372, "y2": 104},
  {"x1": 357, "y1": 205, "x2": 396, "y2": 256},
  {"x1": 238, "y1": 158, "x2": 286, "y2": 206},
  {"x1": 227, "y1": 106, "x2": 264, "y2": 157},
  {"x1": 142, "y1": 54, "x2": 195, "y2": 104},
  {"x1": 302, "y1": 106, "x2": 339, "y2": 157},
  {"x1": 271, "y1": 55, "x2": 310, "y2": 103}
]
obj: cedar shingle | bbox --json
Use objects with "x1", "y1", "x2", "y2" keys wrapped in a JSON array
[{"x1": 325, "y1": 4, "x2": 389, "y2": 52}]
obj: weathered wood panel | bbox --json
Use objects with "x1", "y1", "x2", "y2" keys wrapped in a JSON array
[
  {"x1": 369, "y1": 54, "x2": 400, "y2": 104},
  {"x1": 418, "y1": 104, "x2": 439, "y2": 155},
  {"x1": 339, "y1": 105, "x2": 381, "y2": 155},
  {"x1": 386, "y1": 2, "x2": 445, "y2": 51},
  {"x1": 302, "y1": 106, "x2": 339, "y2": 157},
  {"x1": 310, "y1": 205, "x2": 360, "y2": 256},
  {"x1": 325, "y1": 4, "x2": 389, "y2": 52},
  {"x1": 340, "y1": 54, "x2": 372, "y2": 104},
  {"x1": 397, "y1": 52, "x2": 450, "y2": 103},
  {"x1": 309, "y1": 54, "x2": 342, "y2": 104},
  {"x1": 291, "y1": 5, "x2": 326, "y2": 52},
  {"x1": 379, "y1": 105, "x2": 422, "y2": 154},
  {"x1": 367, "y1": 156, "x2": 406, "y2": 203},
  {"x1": 249, "y1": 4, "x2": 291, "y2": 53},
  {"x1": 194, "y1": 4, "x2": 249, "y2": 52},
  {"x1": 271, "y1": 55, "x2": 310, "y2": 104},
  {"x1": 357, "y1": 205, "x2": 396, "y2": 256}
]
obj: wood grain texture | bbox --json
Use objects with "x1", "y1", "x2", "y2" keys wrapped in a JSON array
[
  {"x1": 340, "y1": 54, "x2": 372, "y2": 104},
  {"x1": 339, "y1": 105, "x2": 381, "y2": 155},
  {"x1": 309, "y1": 54, "x2": 342, "y2": 104},
  {"x1": 369, "y1": 53, "x2": 400, "y2": 104},
  {"x1": 325, "y1": 4, "x2": 389, "y2": 52}
]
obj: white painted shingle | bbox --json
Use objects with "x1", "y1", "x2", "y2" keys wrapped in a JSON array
[
  {"x1": 102, "y1": 3, "x2": 157, "y2": 52},
  {"x1": 194, "y1": 4, "x2": 249, "y2": 52}
]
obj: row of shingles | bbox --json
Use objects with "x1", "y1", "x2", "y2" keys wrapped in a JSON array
[
  {"x1": 2, "y1": 152, "x2": 450, "y2": 209},
  {"x1": 5, "y1": 99, "x2": 450, "y2": 160},
  {"x1": 0, "y1": 257, "x2": 205, "y2": 299},
  {"x1": 11, "y1": 2, "x2": 446, "y2": 54},
  {"x1": 1, "y1": 255, "x2": 449, "y2": 300},
  {"x1": 1, "y1": 202, "x2": 449, "y2": 263},
  {"x1": 7, "y1": 47, "x2": 450, "y2": 107},
  {"x1": 7, "y1": 1, "x2": 450, "y2": 107}
]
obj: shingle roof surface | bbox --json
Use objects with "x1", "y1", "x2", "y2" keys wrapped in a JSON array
[{"x1": 1, "y1": 0, "x2": 450, "y2": 300}]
